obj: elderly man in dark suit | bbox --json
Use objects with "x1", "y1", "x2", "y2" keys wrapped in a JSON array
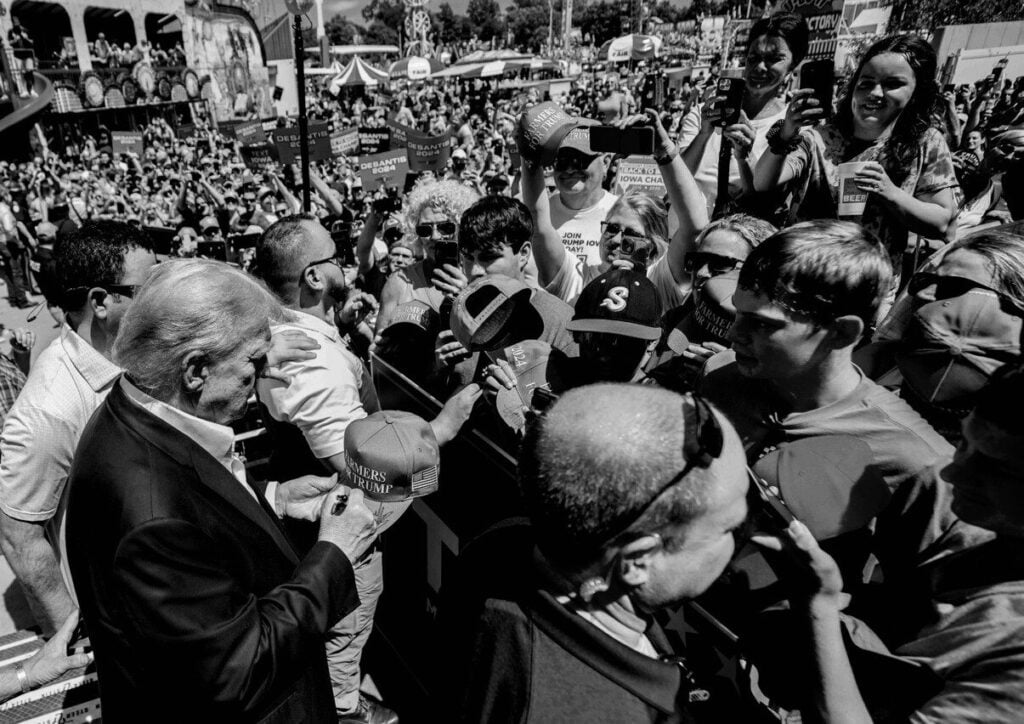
[{"x1": 66, "y1": 258, "x2": 378, "y2": 723}]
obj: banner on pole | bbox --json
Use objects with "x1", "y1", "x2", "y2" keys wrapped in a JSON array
[
  {"x1": 406, "y1": 130, "x2": 452, "y2": 173},
  {"x1": 111, "y1": 131, "x2": 144, "y2": 157},
  {"x1": 359, "y1": 127, "x2": 392, "y2": 155},
  {"x1": 613, "y1": 155, "x2": 666, "y2": 196},
  {"x1": 273, "y1": 122, "x2": 332, "y2": 164},
  {"x1": 358, "y1": 149, "x2": 411, "y2": 190}
]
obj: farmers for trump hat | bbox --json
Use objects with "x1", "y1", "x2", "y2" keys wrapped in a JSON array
[
  {"x1": 517, "y1": 102, "x2": 580, "y2": 165},
  {"x1": 566, "y1": 268, "x2": 662, "y2": 340},
  {"x1": 557, "y1": 118, "x2": 601, "y2": 157},
  {"x1": 344, "y1": 411, "x2": 440, "y2": 502}
]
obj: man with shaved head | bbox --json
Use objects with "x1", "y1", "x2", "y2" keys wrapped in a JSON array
[{"x1": 459, "y1": 383, "x2": 750, "y2": 723}]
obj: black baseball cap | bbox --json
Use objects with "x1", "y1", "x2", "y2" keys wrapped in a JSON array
[{"x1": 566, "y1": 268, "x2": 662, "y2": 340}]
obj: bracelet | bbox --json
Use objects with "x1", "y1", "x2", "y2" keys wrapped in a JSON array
[
  {"x1": 14, "y1": 661, "x2": 29, "y2": 694},
  {"x1": 765, "y1": 119, "x2": 801, "y2": 156},
  {"x1": 655, "y1": 145, "x2": 679, "y2": 166}
]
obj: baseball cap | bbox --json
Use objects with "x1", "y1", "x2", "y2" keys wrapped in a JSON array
[
  {"x1": 199, "y1": 216, "x2": 220, "y2": 233},
  {"x1": 517, "y1": 102, "x2": 581, "y2": 166},
  {"x1": 384, "y1": 300, "x2": 439, "y2": 335},
  {"x1": 557, "y1": 118, "x2": 601, "y2": 157},
  {"x1": 489, "y1": 340, "x2": 565, "y2": 432},
  {"x1": 487, "y1": 173, "x2": 510, "y2": 189},
  {"x1": 566, "y1": 268, "x2": 662, "y2": 340},
  {"x1": 451, "y1": 148, "x2": 468, "y2": 160},
  {"x1": 897, "y1": 285, "x2": 1022, "y2": 409},
  {"x1": 451, "y1": 275, "x2": 536, "y2": 351},
  {"x1": 344, "y1": 411, "x2": 440, "y2": 501},
  {"x1": 665, "y1": 270, "x2": 738, "y2": 353}
]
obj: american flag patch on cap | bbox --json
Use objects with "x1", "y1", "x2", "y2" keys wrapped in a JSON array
[{"x1": 410, "y1": 465, "x2": 439, "y2": 493}]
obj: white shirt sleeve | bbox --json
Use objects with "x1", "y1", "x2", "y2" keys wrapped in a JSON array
[
  {"x1": 543, "y1": 248, "x2": 584, "y2": 304},
  {"x1": 258, "y1": 345, "x2": 366, "y2": 460},
  {"x1": 0, "y1": 404, "x2": 75, "y2": 521}
]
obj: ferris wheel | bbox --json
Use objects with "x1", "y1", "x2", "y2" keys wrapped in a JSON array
[{"x1": 403, "y1": 0, "x2": 434, "y2": 57}]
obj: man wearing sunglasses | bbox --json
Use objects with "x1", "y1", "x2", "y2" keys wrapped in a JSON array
[
  {"x1": 0, "y1": 220, "x2": 157, "y2": 638},
  {"x1": 254, "y1": 215, "x2": 479, "y2": 723},
  {"x1": 459, "y1": 384, "x2": 750, "y2": 722}
]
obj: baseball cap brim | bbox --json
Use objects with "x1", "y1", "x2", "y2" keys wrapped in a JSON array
[
  {"x1": 557, "y1": 118, "x2": 601, "y2": 157},
  {"x1": 565, "y1": 318, "x2": 662, "y2": 340}
]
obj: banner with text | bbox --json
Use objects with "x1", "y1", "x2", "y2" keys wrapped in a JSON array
[
  {"x1": 234, "y1": 120, "x2": 267, "y2": 146},
  {"x1": 111, "y1": 131, "x2": 144, "y2": 157},
  {"x1": 358, "y1": 149, "x2": 411, "y2": 190},
  {"x1": 613, "y1": 155, "x2": 666, "y2": 196},
  {"x1": 240, "y1": 142, "x2": 279, "y2": 170},
  {"x1": 386, "y1": 117, "x2": 416, "y2": 149},
  {"x1": 273, "y1": 123, "x2": 332, "y2": 164},
  {"x1": 406, "y1": 130, "x2": 452, "y2": 173},
  {"x1": 359, "y1": 127, "x2": 392, "y2": 155},
  {"x1": 777, "y1": 0, "x2": 840, "y2": 62},
  {"x1": 331, "y1": 127, "x2": 359, "y2": 157}
]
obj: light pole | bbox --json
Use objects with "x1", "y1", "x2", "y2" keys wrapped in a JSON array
[{"x1": 285, "y1": 0, "x2": 315, "y2": 212}]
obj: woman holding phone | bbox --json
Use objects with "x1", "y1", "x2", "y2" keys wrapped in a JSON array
[
  {"x1": 753, "y1": 35, "x2": 960, "y2": 290},
  {"x1": 679, "y1": 12, "x2": 810, "y2": 215}
]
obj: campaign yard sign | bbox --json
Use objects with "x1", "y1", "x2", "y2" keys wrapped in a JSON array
[
  {"x1": 331, "y1": 127, "x2": 359, "y2": 157},
  {"x1": 111, "y1": 131, "x2": 144, "y2": 157},
  {"x1": 386, "y1": 117, "x2": 415, "y2": 149},
  {"x1": 239, "y1": 142, "x2": 278, "y2": 170},
  {"x1": 358, "y1": 149, "x2": 410, "y2": 191},
  {"x1": 359, "y1": 127, "x2": 392, "y2": 155},
  {"x1": 406, "y1": 130, "x2": 452, "y2": 173},
  {"x1": 234, "y1": 120, "x2": 266, "y2": 146},
  {"x1": 614, "y1": 155, "x2": 665, "y2": 196},
  {"x1": 273, "y1": 122, "x2": 332, "y2": 164}
]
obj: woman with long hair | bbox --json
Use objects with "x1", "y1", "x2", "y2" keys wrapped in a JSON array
[{"x1": 754, "y1": 35, "x2": 960, "y2": 282}]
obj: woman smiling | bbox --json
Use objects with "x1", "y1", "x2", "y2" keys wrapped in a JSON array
[{"x1": 754, "y1": 35, "x2": 960, "y2": 287}]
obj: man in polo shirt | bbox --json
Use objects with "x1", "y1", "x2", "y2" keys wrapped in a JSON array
[
  {"x1": 0, "y1": 220, "x2": 157, "y2": 634},
  {"x1": 254, "y1": 214, "x2": 479, "y2": 723}
]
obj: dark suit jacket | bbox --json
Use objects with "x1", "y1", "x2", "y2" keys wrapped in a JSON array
[{"x1": 66, "y1": 381, "x2": 359, "y2": 723}]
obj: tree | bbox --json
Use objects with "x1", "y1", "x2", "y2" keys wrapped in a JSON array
[
  {"x1": 507, "y1": 0, "x2": 557, "y2": 52},
  {"x1": 888, "y1": 0, "x2": 1024, "y2": 33},
  {"x1": 578, "y1": 1, "x2": 624, "y2": 46},
  {"x1": 361, "y1": 0, "x2": 405, "y2": 45},
  {"x1": 467, "y1": 0, "x2": 506, "y2": 41},
  {"x1": 435, "y1": 3, "x2": 475, "y2": 44}
]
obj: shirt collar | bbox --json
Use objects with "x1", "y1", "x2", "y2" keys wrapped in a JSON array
[
  {"x1": 60, "y1": 323, "x2": 121, "y2": 392},
  {"x1": 120, "y1": 376, "x2": 236, "y2": 465},
  {"x1": 282, "y1": 308, "x2": 341, "y2": 343}
]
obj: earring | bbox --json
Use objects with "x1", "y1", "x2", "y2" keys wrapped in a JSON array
[{"x1": 578, "y1": 576, "x2": 609, "y2": 603}]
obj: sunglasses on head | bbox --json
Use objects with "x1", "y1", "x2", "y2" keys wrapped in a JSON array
[
  {"x1": 597, "y1": 394, "x2": 725, "y2": 544},
  {"x1": 683, "y1": 251, "x2": 744, "y2": 276},
  {"x1": 415, "y1": 220, "x2": 457, "y2": 238}
]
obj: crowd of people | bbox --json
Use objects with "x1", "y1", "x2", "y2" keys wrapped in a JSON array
[{"x1": 0, "y1": 10, "x2": 1022, "y2": 723}]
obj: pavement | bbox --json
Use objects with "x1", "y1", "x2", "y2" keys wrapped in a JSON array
[{"x1": 0, "y1": 283, "x2": 64, "y2": 635}]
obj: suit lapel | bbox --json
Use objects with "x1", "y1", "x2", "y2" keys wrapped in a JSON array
[{"x1": 108, "y1": 382, "x2": 301, "y2": 566}]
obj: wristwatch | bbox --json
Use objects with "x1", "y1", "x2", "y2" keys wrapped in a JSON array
[
  {"x1": 766, "y1": 120, "x2": 801, "y2": 156},
  {"x1": 655, "y1": 145, "x2": 679, "y2": 166}
]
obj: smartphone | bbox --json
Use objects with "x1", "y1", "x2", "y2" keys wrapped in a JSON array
[
  {"x1": 228, "y1": 232, "x2": 260, "y2": 250},
  {"x1": 589, "y1": 126, "x2": 655, "y2": 155},
  {"x1": 992, "y1": 57, "x2": 1009, "y2": 84},
  {"x1": 714, "y1": 73, "x2": 745, "y2": 127},
  {"x1": 334, "y1": 237, "x2": 356, "y2": 267},
  {"x1": 640, "y1": 73, "x2": 665, "y2": 110},
  {"x1": 144, "y1": 225, "x2": 177, "y2": 256},
  {"x1": 748, "y1": 467, "x2": 796, "y2": 530},
  {"x1": 434, "y1": 240, "x2": 460, "y2": 268},
  {"x1": 197, "y1": 240, "x2": 228, "y2": 262},
  {"x1": 800, "y1": 59, "x2": 835, "y2": 121}
]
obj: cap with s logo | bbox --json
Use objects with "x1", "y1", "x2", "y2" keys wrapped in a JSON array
[
  {"x1": 565, "y1": 268, "x2": 662, "y2": 340},
  {"x1": 343, "y1": 411, "x2": 440, "y2": 502}
]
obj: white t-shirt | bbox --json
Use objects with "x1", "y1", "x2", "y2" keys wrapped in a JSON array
[
  {"x1": 548, "y1": 189, "x2": 619, "y2": 270},
  {"x1": 678, "y1": 104, "x2": 786, "y2": 215},
  {"x1": 545, "y1": 247, "x2": 689, "y2": 313}
]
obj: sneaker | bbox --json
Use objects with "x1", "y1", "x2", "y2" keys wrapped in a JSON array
[{"x1": 337, "y1": 694, "x2": 399, "y2": 724}]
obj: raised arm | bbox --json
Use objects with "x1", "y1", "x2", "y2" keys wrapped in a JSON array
[
  {"x1": 753, "y1": 89, "x2": 821, "y2": 192},
  {"x1": 518, "y1": 157, "x2": 564, "y2": 286}
]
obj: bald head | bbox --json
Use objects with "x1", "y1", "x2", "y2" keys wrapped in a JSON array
[
  {"x1": 255, "y1": 214, "x2": 333, "y2": 304},
  {"x1": 519, "y1": 384, "x2": 738, "y2": 572}
]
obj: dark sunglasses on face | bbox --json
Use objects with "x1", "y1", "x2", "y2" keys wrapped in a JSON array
[
  {"x1": 600, "y1": 222, "x2": 651, "y2": 249},
  {"x1": 553, "y1": 152, "x2": 595, "y2": 171},
  {"x1": 683, "y1": 251, "x2": 744, "y2": 276},
  {"x1": 415, "y1": 220, "x2": 457, "y2": 238}
]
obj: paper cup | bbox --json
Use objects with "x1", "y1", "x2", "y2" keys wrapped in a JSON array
[{"x1": 837, "y1": 162, "x2": 869, "y2": 218}]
